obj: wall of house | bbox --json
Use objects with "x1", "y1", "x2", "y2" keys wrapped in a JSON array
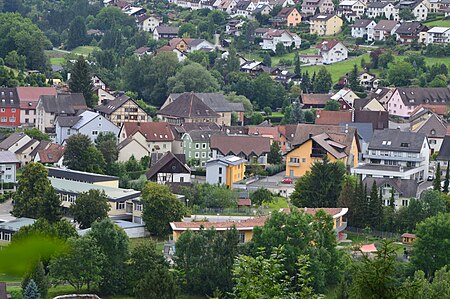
[
  {"x1": 0, "y1": 107, "x2": 20, "y2": 127},
  {"x1": 6, "y1": 135, "x2": 32, "y2": 154},
  {"x1": 0, "y1": 162, "x2": 17, "y2": 183},
  {"x1": 287, "y1": 10, "x2": 301, "y2": 26},
  {"x1": 326, "y1": 17, "x2": 343, "y2": 35},
  {"x1": 206, "y1": 162, "x2": 226, "y2": 185},
  {"x1": 226, "y1": 163, "x2": 245, "y2": 188},
  {"x1": 20, "y1": 108, "x2": 37, "y2": 126},
  {"x1": 109, "y1": 100, "x2": 148, "y2": 127},
  {"x1": 78, "y1": 116, "x2": 120, "y2": 144},
  {"x1": 16, "y1": 140, "x2": 39, "y2": 166},
  {"x1": 183, "y1": 137, "x2": 212, "y2": 167},
  {"x1": 118, "y1": 140, "x2": 149, "y2": 162},
  {"x1": 93, "y1": 180, "x2": 120, "y2": 188},
  {"x1": 36, "y1": 103, "x2": 53, "y2": 132},
  {"x1": 387, "y1": 90, "x2": 415, "y2": 118}
]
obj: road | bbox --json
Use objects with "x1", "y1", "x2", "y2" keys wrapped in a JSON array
[{"x1": 0, "y1": 199, "x2": 14, "y2": 222}]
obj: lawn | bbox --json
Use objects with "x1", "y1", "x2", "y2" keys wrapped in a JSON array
[
  {"x1": 0, "y1": 273, "x2": 21, "y2": 284},
  {"x1": 71, "y1": 46, "x2": 99, "y2": 56},
  {"x1": 50, "y1": 57, "x2": 65, "y2": 65},
  {"x1": 303, "y1": 53, "x2": 371, "y2": 83},
  {"x1": 129, "y1": 237, "x2": 165, "y2": 254},
  {"x1": 424, "y1": 18, "x2": 450, "y2": 28},
  {"x1": 266, "y1": 196, "x2": 289, "y2": 211}
]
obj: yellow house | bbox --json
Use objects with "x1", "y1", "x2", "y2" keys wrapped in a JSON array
[
  {"x1": 274, "y1": 7, "x2": 302, "y2": 27},
  {"x1": 170, "y1": 216, "x2": 268, "y2": 243},
  {"x1": 310, "y1": 14, "x2": 343, "y2": 36},
  {"x1": 285, "y1": 124, "x2": 360, "y2": 178},
  {"x1": 206, "y1": 155, "x2": 246, "y2": 189}
]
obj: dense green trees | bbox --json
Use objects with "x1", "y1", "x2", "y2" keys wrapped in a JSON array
[
  {"x1": 291, "y1": 157, "x2": 346, "y2": 208},
  {"x1": 324, "y1": 100, "x2": 341, "y2": 111},
  {"x1": 167, "y1": 62, "x2": 220, "y2": 93},
  {"x1": 141, "y1": 182, "x2": 185, "y2": 237},
  {"x1": 22, "y1": 262, "x2": 49, "y2": 299},
  {"x1": 69, "y1": 56, "x2": 94, "y2": 107},
  {"x1": 13, "y1": 218, "x2": 77, "y2": 241},
  {"x1": 387, "y1": 61, "x2": 415, "y2": 86},
  {"x1": 249, "y1": 188, "x2": 274, "y2": 206},
  {"x1": 12, "y1": 162, "x2": 61, "y2": 222},
  {"x1": 313, "y1": 67, "x2": 332, "y2": 93},
  {"x1": 267, "y1": 142, "x2": 283, "y2": 165},
  {"x1": 176, "y1": 228, "x2": 240, "y2": 296},
  {"x1": 95, "y1": 132, "x2": 119, "y2": 166},
  {"x1": 179, "y1": 183, "x2": 238, "y2": 209},
  {"x1": 252, "y1": 210, "x2": 340, "y2": 292},
  {"x1": 70, "y1": 190, "x2": 110, "y2": 229},
  {"x1": 63, "y1": 134, "x2": 106, "y2": 173},
  {"x1": 67, "y1": 16, "x2": 87, "y2": 50}
]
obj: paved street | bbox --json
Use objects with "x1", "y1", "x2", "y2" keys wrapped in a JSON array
[{"x1": 0, "y1": 199, "x2": 14, "y2": 222}]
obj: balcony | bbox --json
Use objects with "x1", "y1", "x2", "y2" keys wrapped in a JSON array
[
  {"x1": 363, "y1": 153, "x2": 425, "y2": 163},
  {"x1": 288, "y1": 162, "x2": 300, "y2": 166}
]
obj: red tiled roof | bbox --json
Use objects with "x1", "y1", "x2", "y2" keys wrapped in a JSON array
[
  {"x1": 123, "y1": 122, "x2": 175, "y2": 142},
  {"x1": 171, "y1": 216, "x2": 268, "y2": 230},
  {"x1": 316, "y1": 40, "x2": 340, "y2": 52},
  {"x1": 360, "y1": 243, "x2": 377, "y2": 253},
  {"x1": 411, "y1": 104, "x2": 449, "y2": 116},
  {"x1": 16, "y1": 87, "x2": 57, "y2": 109},
  {"x1": 238, "y1": 198, "x2": 251, "y2": 206},
  {"x1": 38, "y1": 144, "x2": 65, "y2": 163},
  {"x1": 248, "y1": 126, "x2": 282, "y2": 142},
  {"x1": 281, "y1": 207, "x2": 345, "y2": 217},
  {"x1": 210, "y1": 135, "x2": 271, "y2": 156},
  {"x1": 401, "y1": 233, "x2": 416, "y2": 238},
  {"x1": 315, "y1": 110, "x2": 352, "y2": 125},
  {"x1": 301, "y1": 94, "x2": 331, "y2": 105}
]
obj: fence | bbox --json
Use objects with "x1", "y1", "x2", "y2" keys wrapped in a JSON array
[
  {"x1": 192, "y1": 207, "x2": 269, "y2": 216},
  {"x1": 346, "y1": 226, "x2": 401, "y2": 240}
]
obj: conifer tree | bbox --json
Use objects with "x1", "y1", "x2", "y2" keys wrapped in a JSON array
[
  {"x1": 368, "y1": 181, "x2": 382, "y2": 229},
  {"x1": 23, "y1": 279, "x2": 40, "y2": 299},
  {"x1": 389, "y1": 187, "x2": 395, "y2": 209},
  {"x1": 69, "y1": 56, "x2": 94, "y2": 108},
  {"x1": 301, "y1": 71, "x2": 311, "y2": 93},
  {"x1": 22, "y1": 262, "x2": 49, "y2": 298},
  {"x1": 443, "y1": 162, "x2": 449, "y2": 193},
  {"x1": 433, "y1": 163, "x2": 441, "y2": 191},
  {"x1": 294, "y1": 53, "x2": 301, "y2": 76}
]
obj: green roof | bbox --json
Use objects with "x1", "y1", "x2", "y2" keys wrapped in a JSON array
[{"x1": 49, "y1": 177, "x2": 141, "y2": 202}]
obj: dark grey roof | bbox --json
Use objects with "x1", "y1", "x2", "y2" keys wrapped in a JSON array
[
  {"x1": 30, "y1": 140, "x2": 51, "y2": 158},
  {"x1": 170, "y1": 93, "x2": 245, "y2": 112},
  {"x1": 437, "y1": 135, "x2": 450, "y2": 161},
  {"x1": 15, "y1": 139, "x2": 39, "y2": 154},
  {"x1": 186, "y1": 130, "x2": 226, "y2": 142},
  {"x1": 0, "y1": 88, "x2": 20, "y2": 108},
  {"x1": 369, "y1": 129, "x2": 426, "y2": 152},
  {"x1": 39, "y1": 93, "x2": 87, "y2": 114},
  {"x1": 159, "y1": 93, "x2": 220, "y2": 119},
  {"x1": 374, "y1": 20, "x2": 399, "y2": 31},
  {"x1": 352, "y1": 19, "x2": 374, "y2": 28},
  {"x1": 412, "y1": 113, "x2": 447, "y2": 138},
  {"x1": 0, "y1": 150, "x2": 20, "y2": 163},
  {"x1": 155, "y1": 25, "x2": 179, "y2": 34},
  {"x1": 46, "y1": 167, "x2": 119, "y2": 183},
  {"x1": 396, "y1": 87, "x2": 450, "y2": 106},
  {"x1": 146, "y1": 152, "x2": 190, "y2": 180},
  {"x1": 0, "y1": 132, "x2": 28, "y2": 150},
  {"x1": 363, "y1": 177, "x2": 419, "y2": 198},
  {"x1": 95, "y1": 95, "x2": 142, "y2": 115},
  {"x1": 56, "y1": 116, "x2": 82, "y2": 127},
  {"x1": 395, "y1": 21, "x2": 423, "y2": 35},
  {"x1": 368, "y1": 2, "x2": 393, "y2": 8},
  {"x1": 339, "y1": 122, "x2": 374, "y2": 143}
]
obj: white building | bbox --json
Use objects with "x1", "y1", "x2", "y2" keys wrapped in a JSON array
[
  {"x1": 260, "y1": 29, "x2": 301, "y2": 52},
  {"x1": 55, "y1": 110, "x2": 120, "y2": 145},
  {"x1": 367, "y1": 2, "x2": 397, "y2": 20},
  {"x1": 351, "y1": 19, "x2": 376, "y2": 40},
  {"x1": 352, "y1": 129, "x2": 430, "y2": 182},
  {"x1": 317, "y1": 40, "x2": 348, "y2": 64},
  {"x1": 338, "y1": 0, "x2": 366, "y2": 18},
  {"x1": 136, "y1": 14, "x2": 161, "y2": 32},
  {"x1": 206, "y1": 155, "x2": 246, "y2": 187},
  {"x1": 0, "y1": 151, "x2": 19, "y2": 184},
  {"x1": 426, "y1": 26, "x2": 450, "y2": 44}
]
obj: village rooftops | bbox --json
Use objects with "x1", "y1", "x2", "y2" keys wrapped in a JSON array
[
  {"x1": 395, "y1": 87, "x2": 450, "y2": 106},
  {"x1": 0, "y1": 150, "x2": 20, "y2": 164},
  {"x1": 351, "y1": 19, "x2": 374, "y2": 28},
  {"x1": 0, "y1": 217, "x2": 36, "y2": 232},
  {"x1": 95, "y1": 94, "x2": 143, "y2": 115},
  {"x1": 368, "y1": 129, "x2": 426, "y2": 153},
  {"x1": 46, "y1": 167, "x2": 119, "y2": 184},
  {"x1": 210, "y1": 135, "x2": 271, "y2": 157},
  {"x1": 169, "y1": 93, "x2": 245, "y2": 112},
  {"x1": 170, "y1": 216, "x2": 269, "y2": 231},
  {"x1": 123, "y1": 122, "x2": 175, "y2": 142},
  {"x1": 374, "y1": 20, "x2": 399, "y2": 31},
  {"x1": 39, "y1": 93, "x2": 87, "y2": 114},
  {"x1": 158, "y1": 93, "x2": 220, "y2": 119}
]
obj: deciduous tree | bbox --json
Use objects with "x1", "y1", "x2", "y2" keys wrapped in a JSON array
[
  {"x1": 313, "y1": 67, "x2": 332, "y2": 93},
  {"x1": 250, "y1": 188, "x2": 274, "y2": 206},
  {"x1": 267, "y1": 142, "x2": 283, "y2": 165},
  {"x1": 70, "y1": 189, "x2": 110, "y2": 229},
  {"x1": 167, "y1": 63, "x2": 219, "y2": 93},
  {"x1": 64, "y1": 134, "x2": 106, "y2": 173},
  {"x1": 67, "y1": 16, "x2": 87, "y2": 50},
  {"x1": 95, "y1": 132, "x2": 118, "y2": 165}
]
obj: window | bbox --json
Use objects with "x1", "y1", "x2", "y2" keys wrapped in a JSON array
[
  {"x1": 116, "y1": 202, "x2": 125, "y2": 210},
  {"x1": 134, "y1": 204, "x2": 143, "y2": 211},
  {"x1": 5, "y1": 167, "x2": 11, "y2": 171},
  {"x1": 1, "y1": 109, "x2": 4, "y2": 112},
  {"x1": 67, "y1": 129, "x2": 71, "y2": 135},
  {"x1": 11, "y1": 108, "x2": 15, "y2": 112},
  {"x1": 5, "y1": 175, "x2": 11, "y2": 180},
  {"x1": 289, "y1": 157, "x2": 300, "y2": 163},
  {"x1": 0, "y1": 117, "x2": 6, "y2": 122},
  {"x1": 141, "y1": 116, "x2": 146, "y2": 120},
  {"x1": 202, "y1": 143, "x2": 207, "y2": 149},
  {"x1": 202, "y1": 152, "x2": 206, "y2": 158},
  {"x1": 219, "y1": 167, "x2": 223, "y2": 174},
  {"x1": 117, "y1": 115, "x2": 121, "y2": 120},
  {"x1": 195, "y1": 143, "x2": 200, "y2": 149},
  {"x1": 402, "y1": 199, "x2": 409, "y2": 206},
  {"x1": 92, "y1": 131, "x2": 98, "y2": 135},
  {"x1": 3, "y1": 233, "x2": 10, "y2": 241},
  {"x1": 9, "y1": 117, "x2": 15, "y2": 123},
  {"x1": 69, "y1": 195, "x2": 76, "y2": 203},
  {"x1": 239, "y1": 232, "x2": 245, "y2": 243},
  {"x1": 218, "y1": 177, "x2": 222, "y2": 184}
]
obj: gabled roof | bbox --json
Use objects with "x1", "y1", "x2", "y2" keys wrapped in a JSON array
[
  {"x1": 0, "y1": 88, "x2": 19, "y2": 108},
  {"x1": 95, "y1": 94, "x2": 145, "y2": 115},
  {"x1": 0, "y1": 150, "x2": 20, "y2": 163},
  {"x1": 16, "y1": 87, "x2": 57, "y2": 109},
  {"x1": 38, "y1": 143, "x2": 65, "y2": 163},
  {"x1": 368, "y1": 2, "x2": 393, "y2": 8},
  {"x1": 277, "y1": 7, "x2": 297, "y2": 18},
  {"x1": 30, "y1": 140, "x2": 51, "y2": 158},
  {"x1": 339, "y1": 122, "x2": 374, "y2": 143},
  {"x1": 311, "y1": 132, "x2": 348, "y2": 159},
  {"x1": 123, "y1": 122, "x2": 175, "y2": 142},
  {"x1": 363, "y1": 177, "x2": 419, "y2": 198},
  {"x1": 134, "y1": 46, "x2": 151, "y2": 55},
  {"x1": 437, "y1": 135, "x2": 450, "y2": 161},
  {"x1": 300, "y1": 93, "x2": 331, "y2": 106},
  {"x1": 158, "y1": 93, "x2": 220, "y2": 119},
  {"x1": 411, "y1": 113, "x2": 447, "y2": 138},
  {"x1": 374, "y1": 20, "x2": 399, "y2": 31},
  {"x1": 369, "y1": 129, "x2": 426, "y2": 153},
  {"x1": 39, "y1": 93, "x2": 87, "y2": 114},
  {"x1": 0, "y1": 132, "x2": 28, "y2": 150},
  {"x1": 210, "y1": 135, "x2": 271, "y2": 156},
  {"x1": 315, "y1": 110, "x2": 352, "y2": 125},
  {"x1": 169, "y1": 93, "x2": 245, "y2": 112},
  {"x1": 56, "y1": 116, "x2": 82, "y2": 127},
  {"x1": 155, "y1": 25, "x2": 179, "y2": 35},
  {"x1": 395, "y1": 21, "x2": 424, "y2": 35},
  {"x1": 352, "y1": 19, "x2": 375, "y2": 28},
  {"x1": 317, "y1": 40, "x2": 342, "y2": 52},
  {"x1": 146, "y1": 151, "x2": 190, "y2": 180},
  {"x1": 394, "y1": 87, "x2": 450, "y2": 107},
  {"x1": 15, "y1": 139, "x2": 40, "y2": 154},
  {"x1": 248, "y1": 126, "x2": 282, "y2": 142}
]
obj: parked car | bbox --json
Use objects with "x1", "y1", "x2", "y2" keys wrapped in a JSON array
[{"x1": 281, "y1": 178, "x2": 293, "y2": 184}]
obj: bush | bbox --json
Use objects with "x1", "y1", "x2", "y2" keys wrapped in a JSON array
[
  {"x1": 266, "y1": 164, "x2": 286, "y2": 176},
  {"x1": 192, "y1": 169, "x2": 206, "y2": 176}
]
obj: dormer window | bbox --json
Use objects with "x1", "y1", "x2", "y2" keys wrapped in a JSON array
[
  {"x1": 400, "y1": 143, "x2": 409, "y2": 147},
  {"x1": 431, "y1": 129, "x2": 436, "y2": 135}
]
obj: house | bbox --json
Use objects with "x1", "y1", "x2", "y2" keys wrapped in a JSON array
[
  {"x1": 0, "y1": 218, "x2": 36, "y2": 244},
  {"x1": 225, "y1": 19, "x2": 245, "y2": 36},
  {"x1": 358, "y1": 72, "x2": 380, "y2": 91},
  {"x1": 117, "y1": 138, "x2": 149, "y2": 162},
  {"x1": 409, "y1": 111, "x2": 447, "y2": 154},
  {"x1": 330, "y1": 87, "x2": 359, "y2": 108},
  {"x1": 0, "y1": 151, "x2": 20, "y2": 184},
  {"x1": 354, "y1": 97, "x2": 386, "y2": 112},
  {"x1": 36, "y1": 93, "x2": 87, "y2": 133},
  {"x1": 136, "y1": 14, "x2": 161, "y2": 32},
  {"x1": 426, "y1": 26, "x2": 450, "y2": 44},
  {"x1": 146, "y1": 151, "x2": 191, "y2": 184},
  {"x1": 213, "y1": 0, "x2": 238, "y2": 13},
  {"x1": 164, "y1": 38, "x2": 214, "y2": 53},
  {"x1": 387, "y1": 87, "x2": 450, "y2": 118},
  {"x1": 16, "y1": 87, "x2": 57, "y2": 126},
  {"x1": 371, "y1": 20, "x2": 400, "y2": 41},
  {"x1": 366, "y1": 2, "x2": 397, "y2": 20},
  {"x1": 170, "y1": 122, "x2": 222, "y2": 155},
  {"x1": 0, "y1": 88, "x2": 20, "y2": 127},
  {"x1": 134, "y1": 46, "x2": 151, "y2": 58},
  {"x1": 299, "y1": 93, "x2": 331, "y2": 108},
  {"x1": 301, "y1": 0, "x2": 335, "y2": 15},
  {"x1": 363, "y1": 177, "x2": 419, "y2": 208},
  {"x1": 122, "y1": 6, "x2": 146, "y2": 16},
  {"x1": 337, "y1": 0, "x2": 366, "y2": 20},
  {"x1": 285, "y1": 124, "x2": 359, "y2": 177},
  {"x1": 158, "y1": 93, "x2": 220, "y2": 125},
  {"x1": 171, "y1": 216, "x2": 267, "y2": 242},
  {"x1": 370, "y1": 87, "x2": 396, "y2": 108},
  {"x1": 290, "y1": 207, "x2": 348, "y2": 239},
  {"x1": 206, "y1": 155, "x2": 246, "y2": 188},
  {"x1": 156, "y1": 45, "x2": 187, "y2": 62},
  {"x1": 310, "y1": 14, "x2": 343, "y2": 36},
  {"x1": 436, "y1": 135, "x2": 450, "y2": 171},
  {"x1": 94, "y1": 87, "x2": 116, "y2": 106},
  {"x1": 55, "y1": 111, "x2": 120, "y2": 145},
  {"x1": 0, "y1": 132, "x2": 42, "y2": 166},
  {"x1": 396, "y1": 0, "x2": 428, "y2": 21},
  {"x1": 352, "y1": 129, "x2": 430, "y2": 181},
  {"x1": 401, "y1": 233, "x2": 416, "y2": 244},
  {"x1": 182, "y1": 130, "x2": 226, "y2": 167},
  {"x1": 252, "y1": 4, "x2": 273, "y2": 17},
  {"x1": 394, "y1": 21, "x2": 427, "y2": 43},
  {"x1": 47, "y1": 166, "x2": 120, "y2": 188},
  {"x1": 268, "y1": 0, "x2": 295, "y2": 8},
  {"x1": 270, "y1": 7, "x2": 301, "y2": 27},
  {"x1": 316, "y1": 40, "x2": 348, "y2": 64},
  {"x1": 153, "y1": 26, "x2": 179, "y2": 40},
  {"x1": 49, "y1": 177, "x2": 140, "y2": 217},
  {"x1": 354, "y1": 110, "x2": 389, "y2": 130},
  {"x1": 248, "y1": 126, "x2": 288, "y2": 152},
  {"x1": 34, "y1": 143, "x2": 65, "y2": 167},
  {"x1": 95, "y1": 94, "x2": 149, "y2": 127},
  {"x1": 92, "y1": 75, "x2": 106, "y2": 90},
  {"x1": 210, "y1": 135, "x2": 271, "y2": 164},
  {"x1": 118, "y1": 121, "x2": 175, "y2": 155},
  {"x1": 339, "y1": 122, "x2": 374, "y2": 160},
  {"x1": 315, "y1": 110, "x2": 353, "y2": 125},
  {"x1": 351, "y1": 19, "x2": 377, "y2": 40},
  {"x1": 231, "y1": 0, "x2": 256, "y2": 18},
  {"x1": 260, "y1": 29, "x2": 302, "y2": 52}
]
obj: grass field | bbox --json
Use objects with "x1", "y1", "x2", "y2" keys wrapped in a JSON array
[
  {"x1": 266, "y1": 197, "x2": 289, "y2": 211},
  {"x1": 71, "y1": 46, "x2": 99, "y2": 56},
  {"x1": 424, "y1": 18, "x2": 450, "y2": 28},
  {"x1": 50, "y1": 57, "x2": 65, "y2": 65}
]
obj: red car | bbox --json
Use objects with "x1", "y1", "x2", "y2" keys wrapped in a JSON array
[{"x1": 281, "y1": 178, "x2": 294, "y2": 184}]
